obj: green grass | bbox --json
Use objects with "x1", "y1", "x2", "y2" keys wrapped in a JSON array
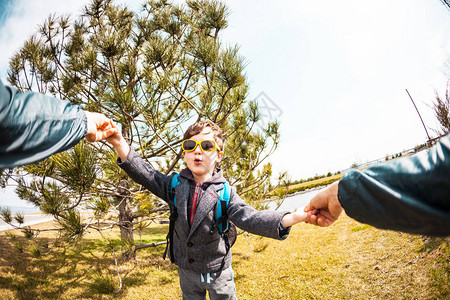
[
  {"x1": 0, "y1": 215, "x2": 448, "y2": 299},
  {"x1": 351, "y1": 224, "x2": 371, "y2": 232}
]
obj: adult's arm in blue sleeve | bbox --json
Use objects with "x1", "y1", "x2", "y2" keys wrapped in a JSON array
[
  {"x1": 0, "y1": 80, "x2": 87, "y2": 169},
  {"x1": 338, "y1": 134, "x2": 450, "y2": 236}
]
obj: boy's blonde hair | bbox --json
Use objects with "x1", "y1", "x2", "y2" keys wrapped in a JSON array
[{"x1": 183, "y1": 120, "x2": 224, "y2": 152}]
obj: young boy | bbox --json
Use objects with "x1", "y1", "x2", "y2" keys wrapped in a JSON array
[{"x1": 106, "y1": 120, "x2": 306, "y2": 300}]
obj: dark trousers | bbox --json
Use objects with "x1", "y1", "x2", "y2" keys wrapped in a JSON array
[{"x1": 178, "y1": 266, "x2": 237, "y2": 300}]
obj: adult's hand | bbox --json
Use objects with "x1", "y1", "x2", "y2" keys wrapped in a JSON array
[
  {"x1": 84, "y1": 111, "x2": 117, "y2": 142},
  {"x1": 304, "y1": 181, "x2": 343, "y2": 227}
]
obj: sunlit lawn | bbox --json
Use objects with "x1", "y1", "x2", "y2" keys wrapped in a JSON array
[{"x1": 0, "y1": 213, "x2": 448, "y2": 299}]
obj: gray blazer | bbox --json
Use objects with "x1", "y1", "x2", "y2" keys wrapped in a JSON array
[{"x1": 119, "y1": 149, "x2": 290, "y2": 273}]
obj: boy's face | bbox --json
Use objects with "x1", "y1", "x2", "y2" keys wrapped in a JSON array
[{"x1": 182, "y1": 127, "x2": 223, "y2": 183}]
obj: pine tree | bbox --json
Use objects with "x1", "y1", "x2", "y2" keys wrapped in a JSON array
[
  {"x1": 5, "y1": 0, "x2": 284, "y2": 261},
  {"x1": 431, "y1": 84, "x2": 450, "y2": 136}
]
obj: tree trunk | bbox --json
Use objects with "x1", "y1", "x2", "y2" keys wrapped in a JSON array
[{"x1": 117, "y1": 179, "x2": 135, "y2": 260}]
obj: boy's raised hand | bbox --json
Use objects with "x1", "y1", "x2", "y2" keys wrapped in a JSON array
[
  {"x1": 105, "y1": 122, "x2": 123, "y2": 145},
  {"x1": 105, "y1": 122, "x2": 131, "y2": 161}
]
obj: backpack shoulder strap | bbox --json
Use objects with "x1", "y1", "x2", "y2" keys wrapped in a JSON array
[
  {"x1": 215, "y1": 182, "x2": 234, "y2": 272},
  {"x1": 216, "y1": 182, "x2": 231, "y2": 234},
  {"x1": 220, "y1": 182, "x2": 231, "y2": 204},
  {"x1": 164, "y1": 173, "x2": 181, "y2": 262},
  {"x1": 170, "y1": 174, "x2": 181, "y2": 207}
]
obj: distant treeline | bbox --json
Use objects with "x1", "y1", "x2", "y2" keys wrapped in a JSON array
[
  {"x1": 287, "y1": 178, "x2": 340, "y2": 195},
  {"x1": 290, "y1": 141, "x2": 430, "y2": 186},
  {"x1": 290, "y1": 171, "x2": 341, "y2": 186}
]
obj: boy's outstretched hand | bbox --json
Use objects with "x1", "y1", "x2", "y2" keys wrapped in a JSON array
[
  {"x1": 281, "y1": 208, "x2": 308, "y2": 228},
  {"x1": 84, "y1": 111, "x2": 117, "y2": 142},
  {"x1": 304, "y1": 181, "x2": 343, "y2": 227}
]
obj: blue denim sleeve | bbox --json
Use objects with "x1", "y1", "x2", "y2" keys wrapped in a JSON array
[
  {"x1": 338, "y1": 134, "x2": 450, "y2": 236},
  {"x1": 0, "y1": 80, "x2": 87, "y2": 168}
]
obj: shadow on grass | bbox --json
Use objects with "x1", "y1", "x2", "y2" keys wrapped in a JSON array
[
  {"x1": 419, "y1": 236, "x2": 449, "y2": 253},
  {"x1": 0, "y1": 225, "x2": 173, "y2": 299},
  {"x1": 0, "y1": 236, "x2": 76, "y2": 299}
]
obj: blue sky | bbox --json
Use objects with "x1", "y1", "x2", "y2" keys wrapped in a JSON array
[
  {"x1": 0, "y1": 0, "x2": 13, "y2": 24},
  {"x1": 221, "y1": 0, "x2": 450, "y2": 179},
  {"x1": 0, "y1": 0, "x2": 449, "y2": 207}
]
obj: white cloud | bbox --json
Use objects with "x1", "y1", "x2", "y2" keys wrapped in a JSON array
[{"x1": 0, "y1": 0, "x2": 92, "y2": 80}]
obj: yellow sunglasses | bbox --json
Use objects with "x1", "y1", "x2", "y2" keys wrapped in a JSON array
[{"x1": 182, "y1": 139, "x2": 219, "y2": 152}]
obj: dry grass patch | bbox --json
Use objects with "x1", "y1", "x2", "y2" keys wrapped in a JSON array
[
  {"x1": 0, "y1": 214, "x2": 448, "y2": 299},
  {"x1": 232, "y1": 216, "x2": 449, "y2": 299}
]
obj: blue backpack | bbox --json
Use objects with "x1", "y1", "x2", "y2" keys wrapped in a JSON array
[{"x1": 163, "y1": 174, "x2": 237, "y2": 264}]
